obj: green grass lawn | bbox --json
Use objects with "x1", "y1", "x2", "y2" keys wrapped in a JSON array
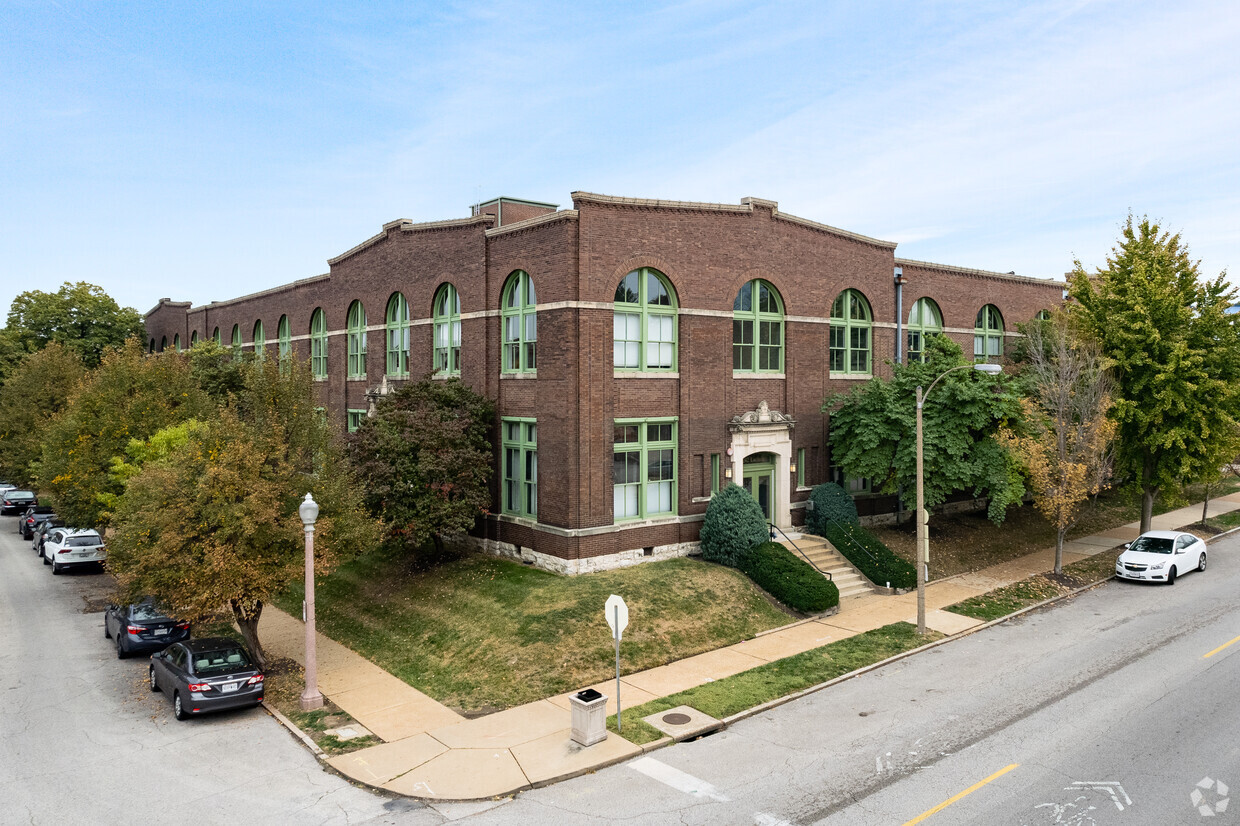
[
  {"x1": 275, "y1": 550, "x2": 791, "y2": 715},
  {"x1": 945, "y1": 548, "x2": 1123, "y2": 621}
]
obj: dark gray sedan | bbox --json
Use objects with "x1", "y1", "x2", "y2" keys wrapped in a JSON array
[
  {"x1": 104, "y1": 599, "x2": 190, "y2": 658},
  {"x1": 148, "y1": 638, "x2": 265, "y2": 721}
]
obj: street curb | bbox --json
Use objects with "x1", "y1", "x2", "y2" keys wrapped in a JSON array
[{"x1": 262, "y1": 700, "x2": 325, "y2": 758}]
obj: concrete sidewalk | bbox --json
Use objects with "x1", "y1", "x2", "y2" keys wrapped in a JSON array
[{"x1": 260, "y1": 494, "x2": 1240, "y2": 801}]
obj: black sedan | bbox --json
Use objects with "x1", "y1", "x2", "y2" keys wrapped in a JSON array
[
  {"x1": 149, "y1": 638, "x2": 265, "y2": 721},
  {"x1": 1, "y1": 489, "x2": 36, "y2": 515},
  {"x1": 104, "y1": 599, "x2": 190, "y2": 658},
  {"x1": 18, "y1": 505, "x2": 56, "y2": 539}
]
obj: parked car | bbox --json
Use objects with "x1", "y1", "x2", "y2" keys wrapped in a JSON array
[
  {"x1": 18, "y1": 505, "x2": 56, "y2": 539},
  {"x1": 148, "y1": 638, "x2": 265, "y2": 721},
  {"x1": 104, "y1": 598, "x2": 190, "y2": 658},
  {"x1": 31, "y1": 518, "x2": 66, "y2": 555},
  {"x1": 41, "y1": 528, "x2": 106, "y2": 574},
  {"x1": 1115, "y1": 530, "x2": 1207, "y2": 584},
  {"x1": 1, "y1": 489, "x2": 37, "y2": 515}
]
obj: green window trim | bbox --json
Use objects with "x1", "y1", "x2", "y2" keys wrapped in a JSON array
[
  {"x1": 797, "y1": 447, "x2": 806, "y2": 488},
  {"x1": 159, "y1": 336, "x2": 167, "y2": 352},
  {"x1": 974, "y1": 304, "x2": 1005, "y2": 362},
  {"x1": 347, "y1": 300, "x2": 367, "y2": 378},
  {"x1": 231, "y1": 324, "x2": 242, "y2": 355},
  {"x1": 710, "y1": 453, "x2": 721, "y2": 495},
  {"x1": 501, "y1": 271, "x2": 537, "y2": 373},
  {"x1": 906, "y1": 297, "x2": 943, "y2": 363},
  {"x1": 173, "y1": 334, "x2": 181, "y2": 352},
  {"x1": 309, "y1": 308, "x2": 328, "y2": 379},
  {"x1": 212, "y1": 327, "x2": 220, "y2": 344},
  {"x1": 830, "y1": 289, "x2": 872, "y2": 375},
  {"x1": 385, "y1": 292, "x2": 410, "y2": 377},
  {"x1": 732, "y1": 280, "x2": 784, "y2": 373},
  {"x1": 252, "y1": 320, "x2": 266, "y2": 361},
  {"x1": 613, "y1": 267, "x2": 677, "y2": 372},
  {"x1": 433, "y1": 284, "x2": 461, "y2": 376},
  {"x1": 190, "y1": 331, "x2": 198, "y2": 347},
  {"x1": 346, "y1": 409, "x2": 366, "y2": 433},
  {"x1": 613, "y1": 417, "x2": 678, "y2": 522},
  {"x1": 501, "y1": 418, "x2": 538, "y2": 518},
  {"x1": 277, "y1": 314, "x2": 291, "y2": 365}
]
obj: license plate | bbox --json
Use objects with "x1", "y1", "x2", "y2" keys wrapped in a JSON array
[
  {"x1": 153, "y1": 628, "x2": 167, "y2": 635},
  {"x1": 220, "y1": 682, "x2": 239, "y2": 693}
]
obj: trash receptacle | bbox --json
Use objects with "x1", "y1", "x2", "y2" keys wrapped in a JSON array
[{"x1": 569, "y1": 688, "x2": 608, "y2": 746}]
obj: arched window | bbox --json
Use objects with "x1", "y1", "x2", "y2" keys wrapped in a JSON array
[
  {"x1": 906, "y1": 298, "x2": 943, "y2": 363},
  {"x1": 614, "y1": 268, "x2": 677, "y2": 371},
  {"x1": 159, "y1": 336, "x2": 167, "y2": 353},
  {"x1": 385, "y1": 293, "x2": 410, "y2": 377},
  {"x1": 309, "y1": 308, "x2": 327, "y2": 379},
  {"x1": 733, "y1": 280, "x2": 784, "y2": 372},
  {"x1": 830, "y1": 289, "x2": 872, "y2": 375},
  {"x1": 974, "y1": 305, "x2": 1005, "y2": 362},
  {"x1": 433, "y1": 284, "x2": 461, "y2": 376},
  {"x1": 173, "y1": 334, "x2": 181, "y2": 352},
  {"x1": 347, "y1": 301, "x2": 367, "y2": 378},
  {"x1": 190, "y1": 331, "x2": 198, "y2": 347},
  {"x1": 501, "y1": 271, "x2": 537, "y2": 373},
  {"x1": 1035, "y1": 309, "x2": 1052, "y2": 321},
  {"x1": 212, "y1": 327, "x2": 220, "y2": 344},
  {"x1": 252, "y1": 320, "x2": 266, "y2": 361},
  {"x1": 149, "y1": 339, "x2": 156, "y2": 353},
  {"x1": 231, "y1": 324, "x2": 242, "y2": 354},
  {"x1": 277, "y1": 315, "x2": 291, "y2": 365}
]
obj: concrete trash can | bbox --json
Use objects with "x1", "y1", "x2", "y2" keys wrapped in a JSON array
[{"x1": 569, "y1": 688, "x2": 608, "y2": 746}]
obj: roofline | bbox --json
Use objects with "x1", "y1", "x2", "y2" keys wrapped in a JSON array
[
  {"x1": 895, "y1": 257, "x2": 1064, "y2": 288},
  {"x1": 173, "y1": 274, "x2": 333, "y2": 316},
  {"x1": 470, "y1": 196, "x2": 560, "y2": 210},
  {"x1": 485, "y1": 209, "x2": 579, "y2": 237},
  {"x1": 327, "y1": 214, "x2": 494, "y2": 266},
  {"x1": 144, "y1": 298, "x2": 191, "y2": 317}
]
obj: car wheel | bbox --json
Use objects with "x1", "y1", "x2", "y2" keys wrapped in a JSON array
[
  {"x1": 1199, "y1": 552, "x2": 1207, "y2": 572},
  {"x1": 1167, "y1": 566, "x2": 1177, "y2": 585},
  {"x1": 104, "y1": 620, "x2": 110, "y2": 639},
  {"x1": 174, "y1": 692, "x2": 188, "y2": 721},
  {"x1": 115, "y1": 632, "x2": 127, "y2": 659},
  {"x1": 51, "y1": 559, "x2": 61, "y2": 575},
  {"x1": 149, "y1": 666, "x2": 159, "y2": 693}
]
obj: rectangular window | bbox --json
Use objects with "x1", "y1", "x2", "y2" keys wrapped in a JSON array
[
  {"x1": 711, "y1": 453, "x2": 721, "y2": 495},
  {"x1": 758, "y1": 320, "x2": 782, "y2": 370},
  {"x1": 614, "y1": 313, "x2": 640, "y2": 368},
  {"x1": 501, "y1": 418, "x2": 538, "y2": 519},
  {"x1": 733, "y1": 320, "x2": 753, "y2": 370},
  {"x1": 612, "y1": 418, "x2": 677, "y2": 522},
  {"x1": 646, "y1": 314, "x2": 674, "y2": 369},
  {"x1": 797, "y1": 448, "x2": 806, "y2": 488},
  {"x1": 347, "y1": 409, "x2": 365, "y2": 433},
  {"x1": 830, "y1": 326, "x2": 846, "y2": 372},
  {"x1": 850, "y1": 327, "x2": 869, "y2": 373}
]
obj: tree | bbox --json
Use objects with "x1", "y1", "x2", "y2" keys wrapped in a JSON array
[
  {"x1": 107, "y1": 357, "x2": 378, "y2": 666},
  {"x1": 700, "y1": 482, "x2": 770, "y2": 567},
  {"x1": 826, "y1": 335, "x2": 1026, "y2": 524},
  {"x1": 997, "y1": 313, "x2": 1116, "y2": 572},
  {"x1": 2, "y1": 282, "x2": 145, "y2": 377},
  {"x1": 0, "y1": 343, "x2": 86, "y2": 486},
  {"x1": 346, "y1": 377, "x2": 494, "y2": 559},
  {"x1": 1069, "y1": 215, "x2": 1240, "y2": 533}
]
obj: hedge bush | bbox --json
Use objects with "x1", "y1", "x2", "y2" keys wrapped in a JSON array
[
  {"x1": 819, "y1": 522, "x2": 917, "y2": 590},
  {"x1": 807, "y1": 483, "x2": 859, "y2": 535},
  {"x1": 700, "y1": 483, "x2": 770, "y2": 568},
  {"x1": 740, "y1": 542, "x2": 839, "y2": 613}
]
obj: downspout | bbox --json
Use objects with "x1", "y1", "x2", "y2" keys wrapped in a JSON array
[{"x1": 893, "y1": 266, "x2": 905, "y2": 364}]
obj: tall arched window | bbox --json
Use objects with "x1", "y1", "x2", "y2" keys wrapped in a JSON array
[
  {"x1": 159, "y1": 336, "x2": 167, "y2": 353},
  {"x1": 501, "y1": 271, "x2": 537, "y2": 373},
  {"x1": 253, "y1": 320, "x2": 266, "y2": 361},
  {"x1": 906, "y1": 298, "x2": 943, "y2": 363},
  {"x1": 212, "y1": 327, "x2": 221, "y2": 344},
  {"x1": 385, "y1": 292, "x2": 410, "y2": 377},
  {"x1": 231, "y1": 324, "x2": 242, "y2": 354},
  {"x1": 190, "y1": 331, "x2": 198, "y2": 347},
  {"x1": 830, "y1": 289, "x2": 872, "y2": 375},
  {"x1": 614, "y1": 268, "x2": 677, "y2": 371},
  {"x1": 277, "y1": 315, "x2": 291, "y2": 365},
  {"x1": 173, "y1": 334, "x2": 181, "y2": 352},
  {"x1": 347, "y1": 301, "x2": 367, "y2": 378},
  {"x1": 149, "y1": 338, "x2": 156, "y2": 353},
  {"x1": 309, "y1": 308, "x2": 327, "y2": 379},
  {"x1": 974, "y1": 305, "x2": 1005, "y2": 362},
  {"x1": 733, "y1": 280, "x2": 783, "y2": 372},
  {"x1": 433, "y1": 284, "x2": 461, "y2": 376}
]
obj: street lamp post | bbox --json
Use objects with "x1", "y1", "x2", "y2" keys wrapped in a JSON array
[
  {"x1": 299, "y1": 493, "x2": 324, "y2": 711},
  {"x1": 916, "y1": 362, "x2": 1003, "y2": 635}
]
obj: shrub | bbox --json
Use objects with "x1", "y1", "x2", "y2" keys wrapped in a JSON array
[
  {"x1": 700, "y1": 483, "x2": 769, "y2": 568},
  {"x1": 819, "y1": 522, "x2": 917, "y2": 590},
  {"x1": 807, "y1": 483, "x2": 859, "y2": 534},
  {"x1": 740, "y1": 542, "x2": 839, "y2": 613}
]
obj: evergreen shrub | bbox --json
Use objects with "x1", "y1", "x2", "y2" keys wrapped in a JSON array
[
  {"x1": 700, "y1": 483, "x2": 769, "y2": 568},
  {"x1": 819, "y1": 522, "x2": 917, "y2": 590},
  {"x1": 740, "y1": 542, "x2": 839, "y2": 613},
  {"x1": 807, "y1": 483, "x2": 859, "y2": 534}
]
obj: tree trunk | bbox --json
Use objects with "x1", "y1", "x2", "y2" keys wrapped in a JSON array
[
  {"x1": 1203, "y1": 481, "x2": 1213, "y2": 525},
  {"x1": 1055, "y1": 527, "x2": 1065, "y2": 575},
  {"x1": 1141, "y1": 488, "x2": 1155, "y2": 535},
  {"x1": 230, "y1": 598, "x2": 267, "y2": 669},
  {"x1": 432, "y1": 533, "x2": 445, "y2": 557}
]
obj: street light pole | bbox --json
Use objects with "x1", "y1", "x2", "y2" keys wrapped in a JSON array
[
  {"x1": 299, "y1": 493, "x2": 324, "y2": 711},
  {"x1": 916, "y1": 362, "x2": 1002, "y2": 635}
]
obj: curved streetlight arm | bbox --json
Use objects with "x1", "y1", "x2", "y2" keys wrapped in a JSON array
[{"x1": 917, "y1": 362, "x2": 1002, "y2": 409}]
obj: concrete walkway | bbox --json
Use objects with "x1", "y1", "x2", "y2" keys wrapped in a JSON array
[{"x1": 260, "y1": 494, "x2": 1240, "y2": 801}]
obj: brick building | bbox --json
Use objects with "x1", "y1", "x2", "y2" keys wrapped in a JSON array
[{"x1": 145, "y1": 192, "x2": 1063, "y2": 573}]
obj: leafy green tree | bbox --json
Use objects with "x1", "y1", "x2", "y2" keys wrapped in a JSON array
[
  {"x1": 3, "y1": 282, "x2": 145, "y2": 377},
  {"x1": 825, "y1": 335, "x2": 1025, "y2": 524},
  {"x1": 700, "y1": 483, "x2": 770, "y2": 567},
  {"x1": 1069, "y1": 216, "x2": 1240, "y2": 532},
  {"x1": 0, "y1": 343, "x2": 86, "y2": 486},
  {"x1": 187, "y1": 338, "x2": 249, "y2": 401},
  {"x1": 347, "y1": 377, "x2": 494, "y2": 558}
]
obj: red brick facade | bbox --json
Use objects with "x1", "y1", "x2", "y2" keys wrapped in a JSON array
[{"x1": 145, "y1": 193, "x2": 1063, "y2": 572}]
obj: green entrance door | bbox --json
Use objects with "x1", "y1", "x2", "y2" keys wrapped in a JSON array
[{"x1": 742, "y1": 454, "x2": 776, "y2": 521}]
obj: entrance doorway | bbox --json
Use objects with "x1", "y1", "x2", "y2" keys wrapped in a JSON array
[{"x1": 742, "y1": 453, "x2": 776, "y2": 521}]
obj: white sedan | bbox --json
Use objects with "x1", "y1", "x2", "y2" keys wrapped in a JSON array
[{"x1": 1115, "y1": 530, "x2": 1206, "y2": 584}]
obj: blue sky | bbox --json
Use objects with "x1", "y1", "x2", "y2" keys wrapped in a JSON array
[{"x1": 3, "y1": 1, "x2": 1237, "y2": 319}]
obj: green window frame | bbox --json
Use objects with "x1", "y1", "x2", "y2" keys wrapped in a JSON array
[
  {"x1": 212, "y1": 327, "x2": 220, "y2": 345},
  {"x1": 231, "y1": 324, "x2": 242, "y2": 355},
  {"x1": 347, "y1": 300, "x2": 367, "y2": 378},
  {"x1": 346, "y1": 409, "x2": 366, "y2": 433},
  {"x1": 501, "y1": 418, "x2": 538, "y2": 518},
  {"x1": 974, "y1": 305, "x2": 1004, "y2": 362},
  {"x1": 173, "y1": 334, "x2": 181, "y2": 352},
  {"x1": 433, "y1": 284, "x2": 461, "y2": 376},
  {"x1": 613, "y1": 418, "x2": 677, "y2": 521},
  {"x1": 710, "y1": 453, "x2": 721, "y2": 495},
  {"x1": 830, "y1": 289, "x2": 872, "y2": 374},
  {"x1": 277, "y1": 314, "x2": 291, "y2": 366},
  {"x1": 252, "y1": 320, "x2": 265, "y2": 361},
  {"x1": 906, "y1": 297, "x2": 943, "y2": 363},
  {"x1": 733, "y1": 280, "x2": 783, "y2": 372},
  {"x1": 190, "y1": 331, "x2": 198, "y2": 347},
  {"x1": 309, "y1": 308, "x2": 328, "y2": 379},
  {"x1": 613, "y1": 268, "x2": 677, "y2": 371},
  {"x1": 159, "y1": 336, "x2": 167, "y2": 352},
  {"x1": 501, "y1": 271, "x2": 537, "y2": 373},
  {"x1": 385, "y1": 292, "x2": 410, "y2": 377},
  {"x1": 797, "y1": 447, "x2": 806, "y2": 488}
]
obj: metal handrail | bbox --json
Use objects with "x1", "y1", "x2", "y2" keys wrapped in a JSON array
[
  {"x1": 818, "y1": 513, "x2": 883, "y2": 570},
  {"x1": 768, "y1": 522, "x2": 832, "y2": 580}
]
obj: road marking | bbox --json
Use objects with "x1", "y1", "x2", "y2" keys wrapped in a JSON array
[
  {"x1": 902, "y1": 763, "x2": 1019, "y2": 825},
  {"x1": 1203, "y1": 635, "x2": 1240, "y2": 659},
  {"x1": 629, "y1": 756, "x2": 730, "y2": 802},
  {"x1": 1069, "y1": 781, "x2": 1130, "y2": 810}
]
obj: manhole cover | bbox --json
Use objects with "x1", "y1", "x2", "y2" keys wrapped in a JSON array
[{"x1": 662, "y1": 712, "x2": 692, "y2": 725}]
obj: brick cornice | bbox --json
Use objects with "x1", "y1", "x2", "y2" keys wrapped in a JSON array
[{"x1": 896, "y1": 257, "x2": 1064, "y2": 289}]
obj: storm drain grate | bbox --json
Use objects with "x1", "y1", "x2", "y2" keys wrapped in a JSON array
[{"x1": 661, "y1": 712, "x2": 692, "y2": 725}]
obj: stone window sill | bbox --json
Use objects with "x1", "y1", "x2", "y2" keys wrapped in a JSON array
[
  {"x1": 828, "y1": 372, "x2": 872, "y2": 380},
  {"x1": 732, "y1": 372, "x2": 785, "y2": 379}
]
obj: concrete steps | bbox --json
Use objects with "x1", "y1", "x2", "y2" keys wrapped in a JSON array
[{"x1": 778, "y1": 534, "x2": 878, "y2": 599}]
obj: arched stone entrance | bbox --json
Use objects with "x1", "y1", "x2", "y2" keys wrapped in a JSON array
[{"x1": 728, "y1": 401, "x2": 795, "y2": 530}]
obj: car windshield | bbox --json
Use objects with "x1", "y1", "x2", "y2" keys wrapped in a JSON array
[
  {"x1": 1130, "y1": 536, "x2": 1174, "y2": 554},
  {"x1": 131, "y1": 603, "x2": 167, "y2": 621},
  {"x1": 193, "y1": 647, "x2": 252, "y2": 673},
  {"x1": 66, "y1": 535, "x2": 101, "y2": 547},
  {"x1": 7, "y1": 492, "x2": 34, "y2": 501}
]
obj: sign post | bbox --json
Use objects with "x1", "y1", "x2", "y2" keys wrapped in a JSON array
[{"x1": 604, "y1": 594, "x2": 628, "y2": 731}]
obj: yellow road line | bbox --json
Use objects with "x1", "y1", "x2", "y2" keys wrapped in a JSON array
[
  {"x1": 903, "y1": 763, "x2": 1020, "y2": 825},
  {"x1": 1203, "y1": 635, "x2": 1240, "y2": 659}
]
